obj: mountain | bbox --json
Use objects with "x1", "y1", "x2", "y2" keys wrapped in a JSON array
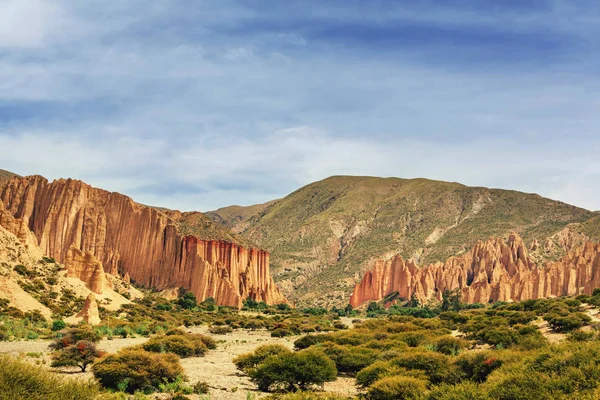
[
  {"x1": 205, "y1": 200, "x2": 278, "y2": 233},
  {"x1": 0, "y1": 175, "x2": 285, "y2": 308},
  {"x1": 213, "y1": 176, "x2": 597, "y2": 306}
]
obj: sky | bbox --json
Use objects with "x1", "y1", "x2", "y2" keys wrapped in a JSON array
[{"x1": 0, "y1": 0, "x2": 599, "y2": 211}]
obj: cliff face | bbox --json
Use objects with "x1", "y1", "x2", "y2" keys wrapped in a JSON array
[
  {"x1": 350, "y1": 233, "x2": 600, "y2": 307},
  {"x1": 0, "y1": 175, "x2": 285, "y2": 307}
]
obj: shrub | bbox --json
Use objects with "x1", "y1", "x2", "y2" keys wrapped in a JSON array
[
  {"x1": 272, "y1": 328, "x2": 293, "y2": 337},
  {"x1": 0, "y1": 355, "x2": 101, "y2": 399},
  {"x1": 453, "y1": 351, "x2": 502, "y2": 383},
  {"x1": 366, "y1": 376, "x2": 428, "y2": 400},
  {"x1": 568, "y1": 329, "x2": 595, "y2": 342},
  {"x1": 545, "y1": 313, "x2": 592, "y2": 332},
  {"x1": 193, "y1": 381, "x2": 209, "y2": 394},
  {"x1": 51, "y1": 340, "x2": 105, "y2": 372},
  {"x1": 486, "y1": 370, "x2": 554, "y2": 400},
  {"x1": 51, "y1": 320, "x2": 67, "y2": 331},
  {"x1": 92, "y1": 349, "x2": 184, "y2": 393},
  {"x1": 356, "y1": 361, "x2": 409, "y2": 388},
  {"x1": 320, "y1": 343, "x2": 377, "y2": 374},
  {"x1": 234, "y1": 344, "x2": 292, "y2": 372},
  {"x1": 142, "y1": 334, "x2": 208, "y2": 357},
  {"x1": 294, "y1": 334, "x2": 328, "y2": 350},
  {"x1": 426, "y1": 382, "x2": 489, "y2": 400},
  {"x1": 13, "y1": 264, "x2": 29, "y2": 276},
  {"x1": 391, "y1": 352, "x2": 450, "y2": 384},
  {"x1": 433, "y1": 336, "x2": 468, "y2": 355},
  {"x1": 209, "y1": 325, "x2": 233, "y2": 335},
  {"x1": 249, "y1": 349, "x2": 337, "y2": 392}
]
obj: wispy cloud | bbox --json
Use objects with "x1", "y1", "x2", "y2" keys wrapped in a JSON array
[{"x1": 0, "y1": 1, "x2": 599, "y2": 211}]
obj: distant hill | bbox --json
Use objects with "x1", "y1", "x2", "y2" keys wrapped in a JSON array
[
  {"x1": 212, "y1": 176, "x2": 597, "y2": 306},
  {"x1": 205, "y1": 200, "x2": 279, "y2": 233}
]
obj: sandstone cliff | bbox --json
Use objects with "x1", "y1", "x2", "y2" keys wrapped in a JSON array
[
  {"x1": 0, "y1": 175, "x2": 285, "y2": 307},
  {"x1": 350, "y1": 233, "x2": 600, "y2": 307}
]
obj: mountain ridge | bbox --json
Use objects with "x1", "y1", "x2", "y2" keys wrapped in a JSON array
[{"x1": 209, "y1": 175, "x2": 598, "y2": 306}]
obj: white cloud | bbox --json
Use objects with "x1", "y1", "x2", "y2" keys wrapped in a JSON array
[{"x1": 0, "y1": 0, "x2": 65, "y2": 48}]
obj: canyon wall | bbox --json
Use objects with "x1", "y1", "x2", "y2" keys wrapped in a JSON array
[
  {"x1": 0, "y1": 176, "x2": 285, "y2": 307},
  {"x1": 350, "y1": 233, "x2": 600, "y2": 307}
]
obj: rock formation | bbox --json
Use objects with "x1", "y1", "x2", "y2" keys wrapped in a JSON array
[
  {"x1": 0, "y1": 175, "x2": 285, "y2": 307},
  {"x1": 75, "y1": 293, "x2": 101, "y2": 325},
  {"x1": 350, "y1": 233, "x2": 600, "y2": 307}
]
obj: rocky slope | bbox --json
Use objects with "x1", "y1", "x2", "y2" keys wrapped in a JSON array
[
  {"x1": 215, "y1": 176, "x2": 596, "y2": 306},
  {"x1": 0, "y1": 169, "x2": 18, "y2": 183},
  {"x1": 0, "y1": 175, "x2": 285, "y2": 308},
  {"x1": 350, "y1": 232, "x2": 600, "y2": 307}
]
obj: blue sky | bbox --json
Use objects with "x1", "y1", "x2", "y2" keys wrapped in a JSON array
[{"x1": 0, "y1": 0, "x2": 599, "y2": 211}]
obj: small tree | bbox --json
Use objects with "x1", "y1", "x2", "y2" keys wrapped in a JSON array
[
  {"x1": 248, "y1": 349, "x2": 337, "y2": 392},
  {"x1": 177, "y1": 292, "x2": 197, "y2": 310},
  {"x1": 51, "y1": 340, "x2": 104, "y2": 372}
]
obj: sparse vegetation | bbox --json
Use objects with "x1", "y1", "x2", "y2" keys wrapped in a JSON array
[{"x1": 92, "y1": 349, "x2": 184, "y2": 393}]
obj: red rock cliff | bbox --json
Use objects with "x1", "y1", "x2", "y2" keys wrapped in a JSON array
[
  {"x1": 350, "y1": 233, "x2": 600, "y2": 307},
  {"x1": 0, "y1": 175, "x2": 286, "y2": 307}
]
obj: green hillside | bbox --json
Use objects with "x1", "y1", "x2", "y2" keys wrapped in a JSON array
[
  {"x1": 205, "y1": 200, "x2": 278, "y2": 233},
  {"x1": 226, "y1": 176, "x2": 596, "y2": 306}
]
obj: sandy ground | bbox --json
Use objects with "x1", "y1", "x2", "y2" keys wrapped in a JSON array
[{"x1": 0, "y1": 328, "x2": 357, "y2": 400}]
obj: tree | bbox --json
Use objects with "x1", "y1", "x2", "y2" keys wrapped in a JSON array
[
  {"x1": 177, "y1": 292, "x2": 197, "y2": 310},
  {"x1": 50, "y1": 327, "x2": 101, "y2": 351},
  {"x1": 51, "y1": 340, "x2": 104, "y2": 372},
  {"x1": 249, "y1": 349, "x2": 337, "y2": 392},
  {"x1": 344, "y1": 304, "x2": 353, "y2": 316},
  {"x1": 441, "y1": 289, "x2": 462, "y2": 312},
  {"x1": 407, "y1": 293, "x2": 420, "y2": 308}
]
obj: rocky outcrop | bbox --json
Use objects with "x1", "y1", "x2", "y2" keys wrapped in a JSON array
[
  {"x1": 350, "y1": 233, "x2": 600, "y2": 307},
  {"x1": 75, "y1": 293, "x2": 101, "y2": 325},
  {"x1": 0, "y1": 175, "x2": 286, "y2": 307}
]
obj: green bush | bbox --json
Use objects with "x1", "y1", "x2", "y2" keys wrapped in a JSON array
[
  {"x1": 209, "y1": 325, "x2": 233, "y2": 334},
  {"x1": 544, "y1": 313, "x2": 591, "y2": 332},
  {"x1": 234, "y1": 344, "x2": 292, "y2": 372},
  {"x1": 272, "y1": 328, "x2": 293, "y2": 337},
  {"x1": 453, "y1": 351, "x2": 502, "y2": 383},
  {"x1": 433, "y1": 336, "x2": 468, "y2": 355},
  {"x1": 142, "y1": 334, "x2": 208, "y2": 357},
  {"x1": 486, "y1": 370, "x2": 554, "y2": 400},
  {"x1": 426, "y1": 382, "x2": 489, "y2": 400},
  {"x1": 249, "y1": 349, "x2": 337, "y2": 392},
  {"x1": 320, "y1": 342, "x2": 377, "y2": 374},
  {"x1": 0, "y1": 355, "x2": 100, "y2": 399},
  {"x1": 51, "y1": 320, "x2": 67, "y2": 331},
  {"x1": 391, "y1": 351, "x2": 450, "y2": 384},
  {"x1": 92, "y1": 349, "x2": 184, "y2": 393},
  {"x1": 13, "y1": 264, "x2": 29, "y2": 276},
  {"x1": 356, "y1": 361, "x2": 413, "y2": 388},
  {"x1": 366, "y1": 376, "x2": 428, "y2": 400}
]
